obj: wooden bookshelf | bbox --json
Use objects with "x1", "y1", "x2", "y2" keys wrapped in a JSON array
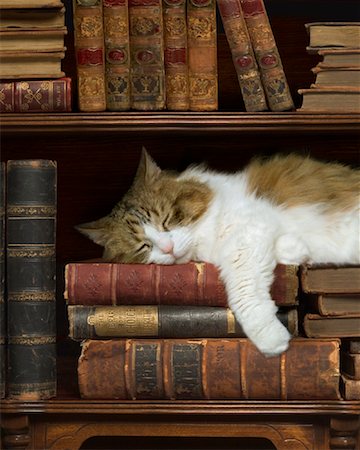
[{"x1": 1, "y1": 0, "x2": 360, "y2": 448}]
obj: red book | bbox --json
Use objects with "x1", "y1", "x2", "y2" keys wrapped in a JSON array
[
  {"x1": 64, "y1": 261, "x2": 299, "y2": 307},
  {"x1": 0, "y1": 78, "x2": 71, "y2": 113}
]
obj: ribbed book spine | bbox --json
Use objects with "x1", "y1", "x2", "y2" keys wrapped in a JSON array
[
  {"x1": 73, "y1": 0, "x2": 106, "y2": 112},
  {"x1": 163, "y1": 0, "x2": 189, "y2": 110},
  {"x1": 187, "y1": 0, "x2": 218, "y2": 111},
  {"x1": 6, "y1": 160, "x2": 57, "y2": 400},
  {"x1": 129, "y1": 0, "x2": 166, "y2": 110},
  {"x1": 0, "y1": 163, "x2": 5, "y2": 399},
  {"x1": 103, "y1": 0, "x2": 131, "y2": 110}
]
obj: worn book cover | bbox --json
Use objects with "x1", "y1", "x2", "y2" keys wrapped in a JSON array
[
  {"x1": 0, "y1": 163, "x2": 5, "y2": 399},
  {"x1": 0, "y1": 28, "x2": 67, "y2": 52},
  {"x1": 309, "y1": 293, "x2": 360, "y2": 317},
  {"x1": 0, "y1": 51, "x2": 65, "y2": 79},
  {"x1": 300, "y1": 264, "x2": 360, "y2": 294},
  {"x1": 303, "y1": 314, "x2": 360, "y2": 338}
]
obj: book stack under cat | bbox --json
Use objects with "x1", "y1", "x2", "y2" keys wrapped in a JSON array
[
  {"x1": 300, "y1": 264, "x2": 360, "y2": 400},
  {"x1": 64, "y1": 260, "x2": 341, "y2": 400},
  {"x1": 0, "y1": 0, "x2": 71, "y2": 112},
  {"x1": 298, "y1": 22, "x2": 360, "y2": 112}
]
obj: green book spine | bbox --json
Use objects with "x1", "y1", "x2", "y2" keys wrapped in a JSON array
[
  {"x1": 6, "y1": 160, "x2": 57, "y2": 400},
  {"x1": 0, "y1": 162, "x2": 5, "y2": 398}
]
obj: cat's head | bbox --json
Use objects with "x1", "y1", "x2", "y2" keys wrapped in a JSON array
[{"x1": 76, "y1": 148, "x2": 212, "y2": 264}]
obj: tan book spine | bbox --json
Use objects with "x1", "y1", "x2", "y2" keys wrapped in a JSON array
[
  {"x1": 187, "y1": 0, "x2": 218, "y2": 111},
  {"x1": 73, "y1": 0, "x2": 106, "y2": 112},
  {"x1": 103, "y1": 0, "x2": 131, "y2": 110},
  {"x1": 240, "y1": 0, "x2": 294, "y2": 111},
  {"x1": 163, "y1": 0, "x2": 189, "y2": 110},
  {"x1": 216, "y1": 0, "x2": 267, "y2": 111},
  {"x1": 129, "y1": 0, "x2": 166, "y2": 110}
]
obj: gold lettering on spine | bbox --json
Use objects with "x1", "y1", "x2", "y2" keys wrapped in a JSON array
[
  {"x1": 87, "y1": 306, "x2": 158, "y2": 336},
  {"x1": 227, "y1": 309, "x2": 236, "y2": 334},
  {"x1": 280, "y1": 351, "x2": 287, "y2": 400}
]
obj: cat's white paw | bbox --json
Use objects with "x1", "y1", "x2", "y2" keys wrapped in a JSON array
[
  {"x1": 251, "y1": 320, "x2": 291, "y2": 358},
  {"x1": 275, "y1": 234, "x2": 310, "y2": 265}
]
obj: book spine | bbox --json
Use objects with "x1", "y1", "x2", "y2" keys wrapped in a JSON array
[
  {"x1": 6, "y1": 160, "x2": 57, "y2": 400},
  {"x1": 129, "y1": 0, "x2": 166, "y2": 110},
  {"x1": 240, "y1": 0, "x2": 294, "y2": 111},
  {"x1": 163, "y1": 0, "x2": 189, "y2": 110},
  {"x1": 0, "y1": 163, "x2": 5, "y2": 398},
  {"x1": 65, "y1": 262, "x2": 298, "y2": 307},
  {"x1": 216, "y1": 0, "x2": 267, "y2": 111},
  {"x1": 67, "y1": 305, "x2": 297, "y2": 340},
  {"x1": 78, "y1": 338, "x2": 341, "y2": 399},
  {"x1": 0, "y1": 79, "x2": 72, "y2": 113},
  {"x1": 187, "y1": 0, "x2": 218, "y2": 111},
  {"x1": 73, "y1": 0, "x2": 106, "y2": 112},
  {"x1": 103, "y1": 0, "x2": 131, "y2": 111}
]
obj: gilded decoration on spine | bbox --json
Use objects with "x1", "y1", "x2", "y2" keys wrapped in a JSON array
[
  {"x1": 76, "y1": 15, "x2": 103, "y2": 38},
  {"x1": 7, "y1": 248, "x2": 55, "y2": 258},
  {"x1": 7, "y1": 206, "x2": 56, "y2": 217},
  {"x1": 8, "y1": 292, "x2": 55, "y2": 302},
  {"x1": 188, "y1": 16, "x2": 213, "y2": 40},
  {"x1": 9, "y1": 336, "x2": 56, "y2": 345},
  {"x1": 190, "y1": 75, "x2": 216, "y2": 99},
  {"x1": 167, "y1": 73, "x2": 188, "y2": 96},
  {"x1": 78, "y1": 75, "x2": 106, "y2": 97}
]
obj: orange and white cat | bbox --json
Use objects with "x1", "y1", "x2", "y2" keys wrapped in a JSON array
[{"x1": 77, "y1": 149, "x2": 360, "y2": 356}]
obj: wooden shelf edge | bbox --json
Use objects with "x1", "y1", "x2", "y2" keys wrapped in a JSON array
[
  {"x1": 1, "y1": 399, "x2": 360, "y2": 416},
  {"x1": 1, "y1": 112, "x2": 360, "y2": 134}
]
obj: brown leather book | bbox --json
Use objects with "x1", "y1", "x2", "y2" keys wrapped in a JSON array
[
  {"x1": 300, "y1": 264, "x2": 360, "y2": 294},
  {"x1": 0, "y1": 28, "x2": 67, "y2": 53},
  {"x1": 128, "y1": 0, "x2": 166, "y2": 110},
  {"x1": 64, "y1": 261, "x2": 299, "y2": 307},
  {"x1": 0, "y1": 79, "x2": 72, "y2": 113},
  {"x1": 309, "y1": 294, "x2": 360, "y2": 317},
  {"x1": 0, "y1": 51, "x2": 65, "y2": 79},
  {"x1": 67, "y1": 305, "x2": 298, "y2": 340},
  {"x1": 187, "y1": 0, "x2": 218, "y2": 111},
  {"x1": 342, "y1": 352, "x2": 360, "y2": 380},
  {"x1": 77, "y1": 338, "x2": 341, "y2": 399},
  {"x1": 103, "y1": 0, "x2": 131, "y2": 111},
  {"x1": 163, "y1": 0, "x2": 189, "y2": 110},
  {"x1": 340, "y1": 374, "x2": 360, "y2": 400},
  {"x1": 72, "y1": 0, "x2": 107, "y2": 112},
  {"x1": 240, "y1": 0, "x2": 294, "y2": 111},
  {"x1": 216, "y1": 0, "x2": 267, "y2": 111},
  {"x1": 303, "y1": 314, "x2": 360, "y2": 338}
]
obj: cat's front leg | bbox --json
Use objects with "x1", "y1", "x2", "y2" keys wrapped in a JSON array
[{"x1": 219, "y1": 246, "x2": 292, "y2": 357}]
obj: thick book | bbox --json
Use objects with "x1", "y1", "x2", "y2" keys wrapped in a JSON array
[
  {"x1": 0, "y1": 79, "x2": 72, "y2": 113},
  {"x1": 67, "y1": 305, "x2": 298, "y2": 340},
  {"x1": 0, "y1": 28, "x2": 67, "y2": 52},
  {"x1": 311, "y1": 66, "x2": 360, "y2": 87},
  {"x1": 103, "y1": 0, "x2": 131, "y2": 111},
  {"x1": 0, "y1": 7, "x2": 65, "y2": 29},
  {"x1": 0, "y1": 0, "x2": 64, "y2": 8},
  {"x1": 129, "y1": 0, "x2": 166, "y2": 110},
  {"x1": 303, "y1": 314, "x2": 360, "y2": 338},
  {"x1": 78, "y1": 338, "x2": 341, "y2": 400},
  {"x1": 298, "y1": 86, "x2": 360, "y2": 113},
  {"x1": 317, "y1": 49, "x2": 360, "y2": 67},
  {"x1": 0, "y1": 51, "x2": 65, "y2": 79},
  {"x1": 6, "y1": 160, "x2": 57, "y2": 400},
  {"x1": 187, "y1": 0, "x2": 218, "y2": 111},
  {"x1": 340, "y1": 374, "x2": 360, "y2": 400},
  {"x1": 309, "y1": 294, "x2": 360, "y2": 317},
  {"x1": 64, "y1": 261, "x2": 299, "y2": 307},
  {"x1": 305, "y1": 22, "x2": 360, "y2": 49},
  {"x1": 217, "y1": 0, "x2": 267, "y2": 111},
  {"x1": 300, "y1": 264, "x2": 360, "y2": 294},
  {"x1": 0, "y1": 163, "x2": 5, "y2": 399},
  {"x1": 240, "y1": 0, "x2": 294, "y2": 112},
  {"x1": 342, "y1": 352, "x2": 360, "y2": 379},
  {"x1": 163, "y1": 0, "x2": 189, "y2": 110},
  {"x1": 73, "y1": 0, "x2": 107, "y2": 112}
]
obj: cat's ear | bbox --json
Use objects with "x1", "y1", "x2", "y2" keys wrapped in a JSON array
[
  {"x1": 75, "y1": 216, "x2": 111, "y2": 247},
  {"x1": 134, "y1": 147, "x2": 161, "y2": 184}
]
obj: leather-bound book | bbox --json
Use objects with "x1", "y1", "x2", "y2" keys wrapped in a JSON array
[
  {"x1": 300, "y1": 264, "x2": 360, "y2": 294},
  {"x1": 303, "y1": 314, "x2": 360, "y2": 338},
  {"x1": 0, "y1": 51, "x2": 65, "y2": 79},
  {"x1": 64, "y1": 261, "x2": 299, "y2": 307},
  {"x1": 240, "y1": 0, "x2": 294, "y2": 111},
  {"x1": 187, "y1": 0, "x2": 218, "y2": 111},
  {"x1": 309, "y1": 294, "x2": 360, "y2": 317},
  {"x1": 67, "y1": 305, "x2": 298, "y2": 340},
  {"x1": 78, "y1": 338, "x2": 341, "y2": 399},
  {"x1": 163, "y1": 0, "x2": 189, "y2": 110},
  {"x1": 217, "y1": 0, "x2": 267, "y2": 111},
  {"x1": 0, "y1": 79, "x2": 72, "y2": 113},
  {"x1": 73, "y1": 0, "x2": 106, "y2": 112},
  {"x1": 0, "y1": 163, "x2": 5, "y2": 399},
  {"x1": 340, "y1": 374, "x2": 360, "y2": 400},
  {"x1": 6, "y1": 160, "x2": 57, "y2": 400},
  {"x1": 103, "y1": 0, "x2": 131, "y2": 110},
  {"x1": 129, "y1": 0, "x2": 166, "y2": 110}
]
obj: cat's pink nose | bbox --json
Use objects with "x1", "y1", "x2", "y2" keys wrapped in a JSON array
[{"x1": 159, "y1": 239, "x2": 174, "y2": 254}]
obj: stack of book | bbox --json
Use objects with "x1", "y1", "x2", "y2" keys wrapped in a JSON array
[
  {"x1": 298, "y1": 22, "x2": 360, "y2": 113},
  {"x1": 300, "y1": 264, "x2": 360, "y2": 399},
  {"x1": 0, "y1": 0, "x2": 71, "y2": 112},
  {"x1": 72, "y1": 0, "x2": 294, "y2": 112},
  {"x1": 64, "y1": 260, "x2": 342, "y2": 400}
]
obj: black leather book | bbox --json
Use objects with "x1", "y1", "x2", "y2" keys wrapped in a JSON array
[
  {"x1": 6, "y1": 160, "x2": 57, "y2": 399},
  {"x1": 0, "y1": 162, "x2": 5, "y2": 399}
]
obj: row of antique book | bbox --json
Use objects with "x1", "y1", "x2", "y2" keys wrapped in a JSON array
[
  {"x1": 1, "y1": 160, "x2": 359, "y2": 401},
  {"x1": 72, "y1": 0, "x2": 294, "y2": 112}
]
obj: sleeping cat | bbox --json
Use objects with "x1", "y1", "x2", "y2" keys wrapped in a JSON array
[{"x1": 77, "y1": 149, "x2": 360, "y2": 356}]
